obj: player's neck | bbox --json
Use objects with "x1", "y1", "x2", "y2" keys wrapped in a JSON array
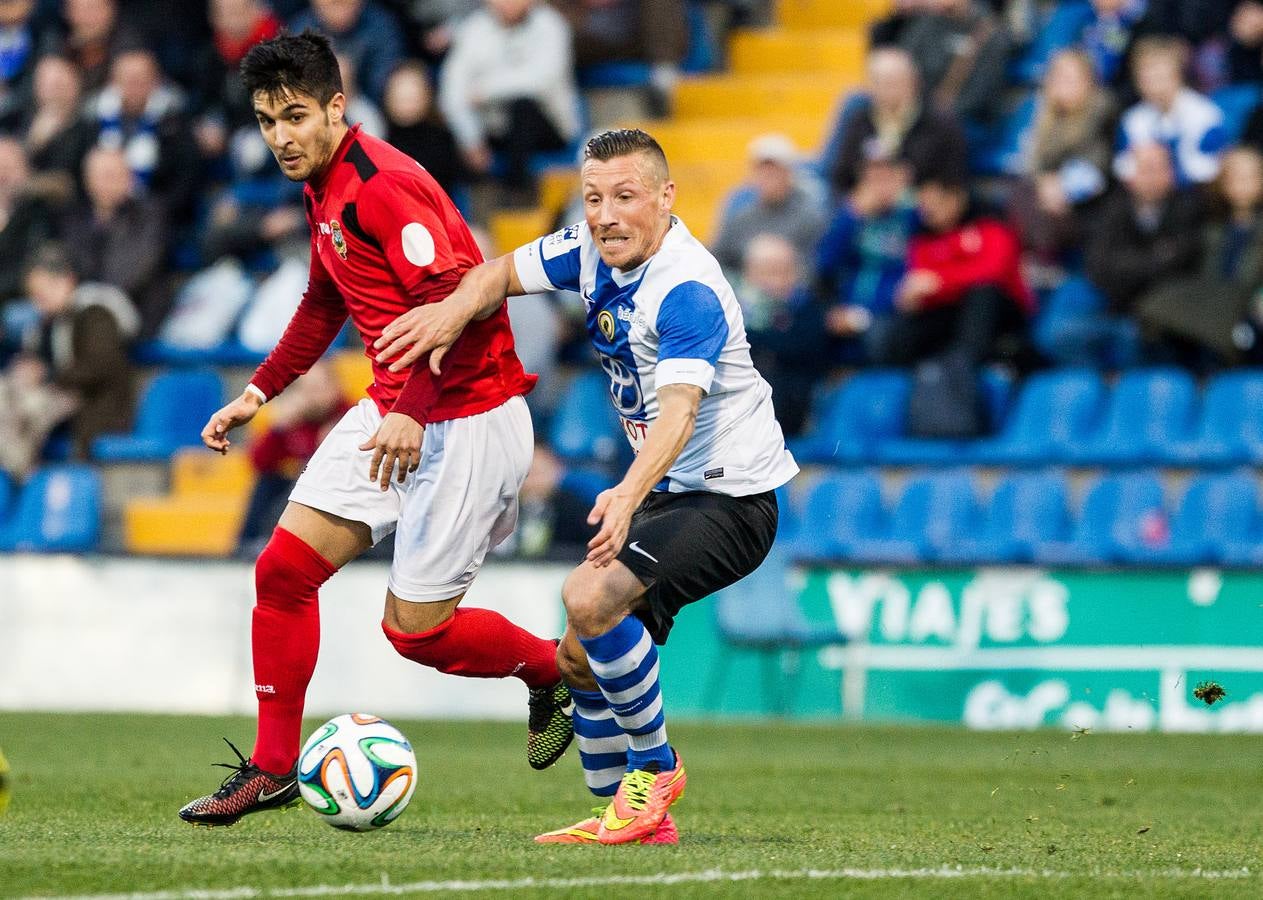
[{"x1": 309, "y1": 121, "x2": 352, "y2": 187}]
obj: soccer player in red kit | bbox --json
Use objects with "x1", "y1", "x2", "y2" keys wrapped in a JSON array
[{"x1": 178, "y1": 32, "x2": 572, "y2": 827}]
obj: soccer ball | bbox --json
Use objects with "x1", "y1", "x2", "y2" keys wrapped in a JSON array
[{"x1": 297, "y1": 714, "x2": 417, "y2": 831}]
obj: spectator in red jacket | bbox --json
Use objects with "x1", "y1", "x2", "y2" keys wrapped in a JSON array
[{"x1": 878, "y1": 175, "x2": 1035, "y2": 366}]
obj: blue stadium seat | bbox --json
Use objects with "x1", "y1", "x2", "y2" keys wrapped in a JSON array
[
  {"x1": 0, "y1": 465, "x2": 102, "y2": 552},
  {"x1": 970, "y1": 369, "x2": 1107, "y2": 465},
  {"x1": 849, "y1": 470, "x2": 977, "y2": 564},
  {"x1": 92, "y1": 369, "x2": 225, "y2": 462},
  {"x1": 876, "y1": 367, "x2": 1015, "y2": 464},
  {"x1": 1147, "y1": 471, "x2": 1261, "y2": 565},
  {"x1": 791, "y1": 470, "x2": 884, "y2": 560},
  {"x1": 943, "y1": 470, "x2": 1072, "y2": 564},
  {"x1": 1064, "y1": 369, "x2": 1199, "y2": 466},
  {"x1": 548, "y1": 369, "x2": 628, "y2": 466},
  {"x1": 1032, "y1": 472, "x2": 1164, "y2": 565},
  {"x1": 792, "y1": 370, "x2": 910, "y2": 464},
  {"x1": 1167, "y1": 371, "x2": 1263, "y2": 466}
]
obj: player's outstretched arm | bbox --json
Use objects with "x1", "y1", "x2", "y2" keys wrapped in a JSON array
[
  {"x1": 374, "y1": 253, "x2": 528, "y2": 374},
  {"x1": 200, "y1": 390, "x2": 264, "y2": 454},
  {"x1": 586, "y1": 383, "x2": 703, "y2": 567}
]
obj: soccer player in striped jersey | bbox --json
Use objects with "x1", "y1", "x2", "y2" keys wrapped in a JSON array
[{"x1": 375, "y1": 128, "x2": 799, "y2": 844}]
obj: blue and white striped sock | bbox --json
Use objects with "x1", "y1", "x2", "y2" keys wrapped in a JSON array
[
  {"x1": 570, "y1": 687, "x2": 627, "y2": 797},
  {"x1": 579, "y1": 616, "x2": 673, "y2": 772}
]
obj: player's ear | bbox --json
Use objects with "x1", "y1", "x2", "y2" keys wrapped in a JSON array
[
  {"x1": 326, "y1": 91, "x2": 347, "y2": 125},
  {"x1": 661, "y1": 179, "x2": 676, "y2": 213}
]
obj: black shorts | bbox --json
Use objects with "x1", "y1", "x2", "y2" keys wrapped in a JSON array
[{"x1": 616, "y1": 489, "x2": 779, "y2": 644}]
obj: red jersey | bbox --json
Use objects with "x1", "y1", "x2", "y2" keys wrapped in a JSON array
[
  {"x1": 907, "y1": 218, "x2": 1036, "y2": 315},
  {"x1": 250, "y1": 125, "x2": 535, "y2": 423}
]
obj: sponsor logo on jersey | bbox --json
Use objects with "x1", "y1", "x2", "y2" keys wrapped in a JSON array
[
  {"x1": 597, "y1": 309, "x2": 616, "y2": 341},
  {"x1": 617, "y1": 305, "x2": 647, "y2": 328}
]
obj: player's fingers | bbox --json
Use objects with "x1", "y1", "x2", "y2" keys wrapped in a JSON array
[
  {"x1": 375, "y1": 334, "x2": 414, "y2": 365},
  {"x1": 379, "y1": 450, "x2": 396, "y2": 491},
  {"x1": 367, "y1": 445, "x2": 384, "y2": 483},
  {"x1": 396, "y1": 449, "x2": 412, "y2": 483},
  {"x1": 428, "y1": 343, "x2": 450, "y2": 375},
  {"x1": 587, "y1": 494, "x2": 609, "y2": 526},
  {"x1": 391, "y1": 340, "x2": 427, "y2": 373}
]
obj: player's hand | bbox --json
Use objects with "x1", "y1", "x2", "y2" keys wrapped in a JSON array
[
  {"x1": 360, "y1": 412, "x2": 423, "y2": 491},
  {"x1": 374, "y1": 304, "x2": 468, "y2": 374},
  {"x1": 585, "y1": 486, "x2": 639, "y2": 568},
  {"x1": 201, "y1": 391, "x2": 263, "y2": 454}
]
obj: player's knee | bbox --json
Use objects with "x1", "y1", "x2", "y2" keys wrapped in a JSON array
[
  {"x1": 561, "y1": 566, "x2": 622, "y2": 636},
  {"x1": 255, "y1": 527, "x2": 334, "y2": 604}
]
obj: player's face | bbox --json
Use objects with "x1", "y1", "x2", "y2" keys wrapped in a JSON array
[
  {"x1": 581, "y1": 153, "x2": 675, "y2": 271},
  {"x1": 253, "y1": 88, "x2": 346, "y2": 183}
]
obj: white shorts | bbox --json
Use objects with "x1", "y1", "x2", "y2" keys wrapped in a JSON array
[{"x1": 290, "y1": 395, "x2": 533, "y2": 602}]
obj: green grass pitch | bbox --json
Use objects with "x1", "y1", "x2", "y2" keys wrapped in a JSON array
[{"x1": 1, "y1": 712, "x2": 1260, "y2": 898}]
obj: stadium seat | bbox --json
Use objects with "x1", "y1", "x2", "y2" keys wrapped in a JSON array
[
  {"x1": 1145, "y1": 471, "x2": 1261, "y2": 566},
  {"x1": 791, "y1": 470, "x2": 884, "y2": 560},
  {"x1": 707, "y1": 544, "x2": 844, "y2": 713},
  {"x1": 548, "y1": 370, "x2": 629, "y2": 466},
  {"x1": 875, "y1": 367, "x2": 1014, "y2": 465},
  {"x1": 1167, "y1": 371, "x2": 1263, "y2": 466},
  {"x1": 970, "y1": 369, "x2": 1107, "y2": 465},
  {"x1": 1064, "y1": 369, "x2": 1200, "y2": 466},
  {"x1": 1031, "y1": 472, "x2": 1165, "y2": 565},
  {"x1": 92, "y1": 369, "x2": 225, "y2": 462},
  {"x1": 848, "y1": 470, "x2": 978, "y2": 564},
  {"x1": 0, "y1": 465, "x2": 102, "y2": 552},
  {"x1": 791, "y1": 370, "x2": 910, "y2": 464},
  {"x1": 942, "y1": 470, "x2": 1072, "y2": 564}
]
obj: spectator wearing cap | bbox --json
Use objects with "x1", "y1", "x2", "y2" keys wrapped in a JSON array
[
  {"x1": 829, "y1": 47, "x2": 967, "y2": 196},
  {"x1": 1114, "y1": 36, "x2": 1227, "y2": 187},
  {"x1": 814, "y1": 152, "x2": 918, "y2": 364},
  {"x1": 711, "y1": 133, "x2": 826, "y2": 275},
  {"x1": 289, "y1": 0, "x2": 406, "y2": 104},
  {"x1": 879, "y1": 175, "x2": 1034, "y2": 367}
]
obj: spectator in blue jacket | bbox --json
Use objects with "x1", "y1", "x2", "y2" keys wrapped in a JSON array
[
  {"x1": 1018, "y1": 0, "x2": 1158, "y2": 86},
  {"x1": 289, "y1": 0, "x2": 406, "y2": 103},
  {"x1": 815, "y1": 153, "x2": 918, "y2": 364}
]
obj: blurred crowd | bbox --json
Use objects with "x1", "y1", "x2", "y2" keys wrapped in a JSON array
[{"x1": 4, "y1": 0, "x2": 1263, "y2": 555}]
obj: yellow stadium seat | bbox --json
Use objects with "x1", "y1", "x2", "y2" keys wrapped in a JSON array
[
  {"x1": 777, "y1": 0, "x2": 892, "y2": 30},
  {"x1": 170, "y1": 448, "x2": 254, "y2": 498},
  {"x1": 728, "y1": 28, "x2": 866, "y2": 77},
  {"x1": 124, "y1": 496, "x2": 250, "y2": 557},
  {"x1": 490, "y1": 208, "x2": 555, "y2": 257},
  {"x1": 674, "y1": 74, "x2": 858, "y2": 121},
  {"x1": 638, "y1": 118, "x2": 829, "y2": 165}
]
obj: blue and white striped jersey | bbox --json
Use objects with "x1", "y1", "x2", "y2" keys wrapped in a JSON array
[{"x1": 514, "y1": 217, "x2": 798, "y2": 496}]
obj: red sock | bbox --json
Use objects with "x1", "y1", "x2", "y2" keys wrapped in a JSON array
[
  {"x1": 251, "y1": 527, "x2": 337, "y2": 774},
  {"x1": 382, "y1": 608, "x2": 560, "y2": 688}
]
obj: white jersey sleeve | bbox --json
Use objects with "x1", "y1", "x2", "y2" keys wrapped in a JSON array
[{"x1": 513, "y1": 223, "x2": 584, "y2": 293}]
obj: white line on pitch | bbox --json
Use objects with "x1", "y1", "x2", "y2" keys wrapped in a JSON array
[{"x1": 28, "y1": 865, "x2": 1259, "y2": 899}]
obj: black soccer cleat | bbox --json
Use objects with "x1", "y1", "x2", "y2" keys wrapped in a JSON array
[
  {"x1": 178, "y1": 738, "x2": 300, "y2": 826},
  {"x1": 527, "y1": 680, "x2": 575, "y2": 770}
]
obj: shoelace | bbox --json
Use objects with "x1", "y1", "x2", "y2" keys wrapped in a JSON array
[
  {"x1": 617, "y1": 769, "x2": 657, "y2": 812},
  {"x1": 210, "y1": 737, "x2": 258, "y2": 797}
]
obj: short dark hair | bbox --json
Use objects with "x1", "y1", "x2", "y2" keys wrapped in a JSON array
[
  {"x1": 240, "y1": 31, "x2": 343, "y2": 107},
  {"x1": 25, "y1": 242, "x2": 76, "y2": 280},
  {"x1": 584, "y1": 129, "x2": 669, "y2": 177}
]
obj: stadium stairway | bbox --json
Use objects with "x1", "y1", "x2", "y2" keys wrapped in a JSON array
[
  {"x1": 118, "y1": 350, "x2": 374, "y2": 557},
  {"x1": 487, "y1": 0, "x2": 889, "y2": 253}
]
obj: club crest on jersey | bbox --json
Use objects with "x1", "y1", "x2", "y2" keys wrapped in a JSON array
[
  {"x1": 597, "y1": 309, "x2": 616, "y2": 341},
  {"x1": 329, "y1": 219, "x2": 348, "y2": 260}
]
